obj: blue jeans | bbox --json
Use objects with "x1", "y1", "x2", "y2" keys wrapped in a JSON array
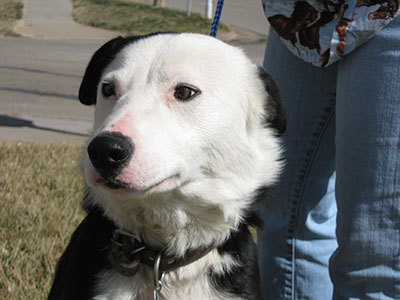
[{"x1": 257, "y1": 16, "x2": 400, "y2": 300}]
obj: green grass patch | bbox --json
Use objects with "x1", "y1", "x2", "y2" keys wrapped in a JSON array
[
  {"x1": 0, "y1": 0, "x2": 23, "y2": 36},
  {"x1": 0, "y1": 141, "x2": 85, "y2": 299},
  {"x1": 72, "y1": 0, "x2": 229, "y2": 35}
]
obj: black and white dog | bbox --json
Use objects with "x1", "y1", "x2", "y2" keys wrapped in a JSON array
[{"x1": 48, "y1": 32, "x2": 285, "y2": 300}]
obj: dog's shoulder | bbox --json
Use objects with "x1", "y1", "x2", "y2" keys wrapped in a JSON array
[{"x1": 47, "y1": 203, "x2": 113, "y2": 300}]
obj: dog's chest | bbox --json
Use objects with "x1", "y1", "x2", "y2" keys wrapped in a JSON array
[{"x1": 93, "y1": 269, "x2": 224, "y2": 300}]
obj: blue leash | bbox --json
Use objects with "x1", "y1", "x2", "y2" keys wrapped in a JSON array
[{"x1": 210, "y1": 0, "x2": 224, "y2": 37}]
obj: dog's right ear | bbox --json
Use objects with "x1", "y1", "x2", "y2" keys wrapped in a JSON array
[{"x1": 78, "y1": 36, "x2": 130, "y2": 105}]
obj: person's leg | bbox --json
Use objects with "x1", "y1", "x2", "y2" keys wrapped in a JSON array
[
  {"x1": 258, "y1": 30, "x2": 338, "y2": 300},
  {"x1": 332, "y1": 16, "x2": 400, "y2": 300}
]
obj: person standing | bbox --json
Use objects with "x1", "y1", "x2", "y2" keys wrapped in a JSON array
[{"x1": 257, "y1": 1, "x2": 400, "y2": 299}]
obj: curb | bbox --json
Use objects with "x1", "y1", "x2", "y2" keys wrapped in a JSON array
[
  {"x1": 13, "y1": 20, "x2": 265, "y2": 45},
  {"x1": 14, "y1": 21, "x2": 120, "y2": 41}
]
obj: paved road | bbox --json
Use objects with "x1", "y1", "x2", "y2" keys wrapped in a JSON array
[
  {"x1": 0, "y1": 37, "x2": 98, "y2": 144},
  {"x1": 0, "y1": 0, "x2": 270, "y2": 144}
]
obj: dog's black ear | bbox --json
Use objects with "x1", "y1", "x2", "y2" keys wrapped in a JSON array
[
  {"x1": 79, "y1": 36, "x2": 131, "y2": 105},
  {"x1": 257, "y1": 66, "x2": 286, "y2": 136}
]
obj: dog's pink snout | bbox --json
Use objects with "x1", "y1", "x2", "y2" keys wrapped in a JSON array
[{"x1": 87, "y1": 132, "x2": 134, "y2": 178}]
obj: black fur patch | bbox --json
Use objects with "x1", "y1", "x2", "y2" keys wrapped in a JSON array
[
  {"x1": 47, "y1": 204, "x2": 114, "y2": 300},
  {"x1": 208, "y1": 218, "x2": 262, "y2": 300}
]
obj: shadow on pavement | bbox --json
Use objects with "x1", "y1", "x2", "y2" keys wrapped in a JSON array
[
  {"x1": 0, "y1": 87, "x2": 77, "y2": 100},
  {"x1": 0, "y1": 65, "x2": 81, "y2": 79},
  {"x1": 0, "y1": 114, "x2": 89, "y2": 137}
]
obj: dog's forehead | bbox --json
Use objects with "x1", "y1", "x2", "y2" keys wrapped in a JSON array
[
  {"x1": 124, "y1": 33, "x2": 241, "y2": 60},
  {"x1": 110, "y1": 33, "x2": 251, "y2": 79}
]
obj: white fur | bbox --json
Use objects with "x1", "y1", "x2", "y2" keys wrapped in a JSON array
[{"x1": 83, "y1": 33, "x2": 283, "y2": 300}]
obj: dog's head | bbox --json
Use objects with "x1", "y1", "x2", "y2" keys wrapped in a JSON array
[{"x1": 79, "y1": 33, "x2": 285, "y2": 246}]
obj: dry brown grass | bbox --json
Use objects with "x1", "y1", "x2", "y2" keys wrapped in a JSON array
[{"x1": 0, "y1": 141, "x2": 85, "y2": 299}]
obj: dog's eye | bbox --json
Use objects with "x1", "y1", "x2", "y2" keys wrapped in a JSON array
[
  {"x1": 102, "y1": 82, "x2": 116, "y2": 97},
  {"x1": 174, "y1": 85, "x2": 200, "y2": 101}
]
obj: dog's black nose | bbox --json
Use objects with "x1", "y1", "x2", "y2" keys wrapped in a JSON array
[{"x1": 88, "y1": 132, "x2": 134, "y2": 178}]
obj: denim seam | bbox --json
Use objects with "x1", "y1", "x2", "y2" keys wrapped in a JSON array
[{"x1": 284, "y1": 99, "x2": 336, "y2": 300}]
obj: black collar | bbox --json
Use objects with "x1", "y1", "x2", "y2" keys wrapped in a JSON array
[{"x1": 108, "y1": 228, "x2": 215, "y2": 277}]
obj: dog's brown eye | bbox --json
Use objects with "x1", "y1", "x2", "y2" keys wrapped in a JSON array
[
  {"x1": 174, "y1": 85, "x2": 200, "y2": 101},
  {"x1": 102, "y1": 82, "x2": 115, "y2": 97}
]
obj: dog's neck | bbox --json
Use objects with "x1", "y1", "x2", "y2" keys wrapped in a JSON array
[
  {"x1": 87, "y1": 187, "x2": 245, "y2": 257},
  {"x1": 84, "y1": 188, "x2": 263, "y2": 300}
]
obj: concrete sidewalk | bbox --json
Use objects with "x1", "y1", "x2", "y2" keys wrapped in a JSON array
[{"x1": 15, "y1": 0, "x2": 119, "y2": 40}]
